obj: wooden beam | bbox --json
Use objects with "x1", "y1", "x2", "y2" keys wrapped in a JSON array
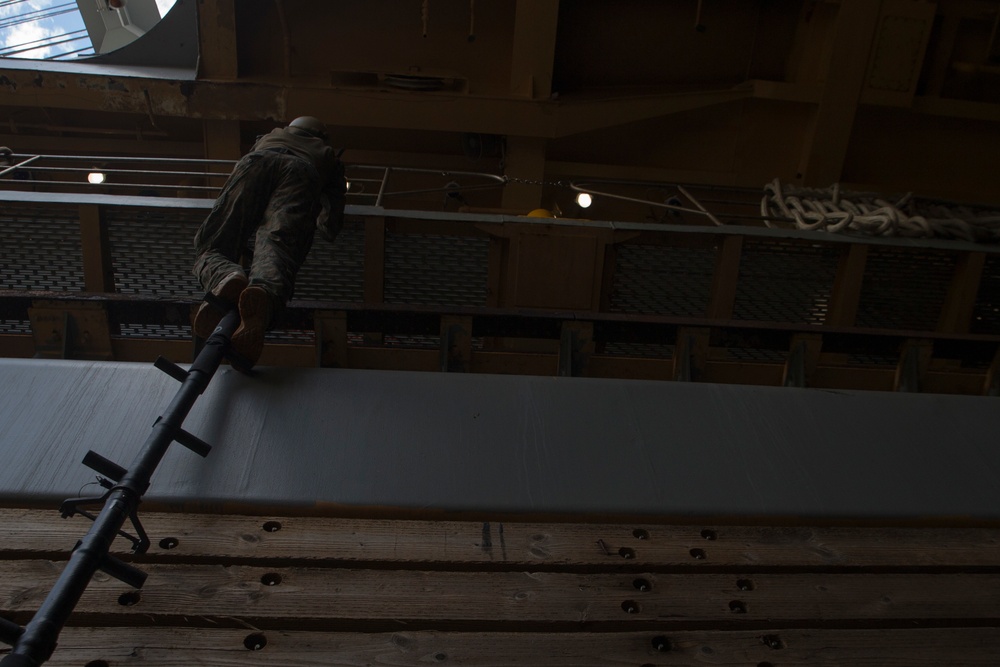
[
  {"x1": 0, "y1": 67, "x2": 750, "y2": 139},
  {"x1": 558, "y1": 320, "x2": 594, "y2": 377},
  {"x1": 938, "y1": 251, "x2": 985, "y2": 334},
  {"x1": 500, "y1": 136, "x2": 547, "y2": 212},
  {"x1": 5, "y1": 508, "x2": 1000, "y2": 567},
  {"x1": 440, "y1": 315, "x2": 472, "y2": 372},
  {"x1": 77, "y1": 204, "x2": 115, "y2": 293},
  {"x1": 364, "y1": 217, "x2": 386, "y2": 304},
  {"x1": 825, "y1": 244, "x2": 869, "y2": 327},
  {"x1": 0, "y1": 335, "x2": 993, "y2": 395},
  {"x1": 0, "y1": 134, "x2": 203, "y2": 158},
  {"x1": 196, "y1": 0, "x2": 239, "y2": 80},
  {"x1": 798, "y1": 0, "x2": 884, "y2": 185},
  {"x1": 894, "y1": 339, "x2": 933, "y2": 392},
  {"x1": 315, "y1": 310, "x2": 348, "y2": 368},
  {"x1": 706, "y1": 235, "x2": 743, "y2": 319},
  {"x1": 4, "y1": 562, "x2": 1000, "y2": 626},
  {"x1": 510, "y1": 0, "x2": 561, "y2": 99},
  {"x1": 485, "y1": 236, "x2": 508, "y2": 309},
  {"x1": 0, "y1": 334, "x2": 35, "y2": 358},
  {"x1": 673, "y1": 327, "x2": 709, "y2": 382},
  {"x1": 782, "y1": 333, "x2": 823, "y2": 388},
  {"x1": 31, "y1": 627, "x2": 1000, "y2": 667},
  {"x1": 860, "y1": 0, "x2": 936, "y2": 108},
  {"x1": 202, "y1": 119, "x2": 242, "y2": 163},
  {"x1": 922, "y1": 12, "x2": 961, "y2": 97}
]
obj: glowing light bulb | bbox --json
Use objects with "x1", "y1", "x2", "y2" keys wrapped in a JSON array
[
  {"x1": 87, "y1": 172, "x2": 106, "y2": 185},
  {"x1": 575, "y1": 192, "x2": 593, "y2": 208}
]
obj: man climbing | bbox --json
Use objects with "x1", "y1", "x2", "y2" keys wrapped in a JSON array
[{"x1": 192, "y1": 116, "x2": 346, "y2": 366}]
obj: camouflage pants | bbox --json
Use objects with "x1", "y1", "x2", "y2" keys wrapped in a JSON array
[{"x1": 193, "y1": 150, "x2": 321, "y2": 318}]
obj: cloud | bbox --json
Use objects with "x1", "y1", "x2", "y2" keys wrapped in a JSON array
[
  {"x1": 0, "y1": 2, "x2": 61, "y2": 58},
  {"x1": 0, "y1": 0, "x2": 88, "y2": 59}
]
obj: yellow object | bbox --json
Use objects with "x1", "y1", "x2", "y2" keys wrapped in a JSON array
[{"x1": 526, "y1": 208, "x2": 555, "y2": 218}]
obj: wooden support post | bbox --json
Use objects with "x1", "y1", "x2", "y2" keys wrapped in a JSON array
[
  {"x1": 440, "y1": 316, "x2": 473, "y2": 372},
  {"x1": 783, "y1": 333, "x2": 823, "y2": 388},
  {"x1": 894, "y1": 339, "x2": 932, "y2": 393},
  {"x1": 673, "y1": 327, "x2": 709, "y2": 382},
  {"x1": 558, "y1": 321, "x2": 594, "y2": 377},
  {"x1": 78, "y1": 204, "x2": 115, "y2": 293},
  {"x1": 938, "y1": 251, "x2": 985, "y2": 334},
  {"x1": 984, "y1": 348, "x2": 1000, "y2": 397},
  {"x1": 707, "y1": 235, "x2": 743, "y2": 320},
  {"x1": 363, "y1": 217, "x2": 386, "y2": 345},
  {"x1": 826, "y1": 244, "x2": 869, "y2": 327},
  {"x1": 798, "y1": 0, "x2": 883, "y2": 185},
  {"x1": 315, "y1": 311, "x2": 348, "y2": 368},
  {"x1": 197, "y1": 0, "x2": 239, "y2": 80},
  {"x1": 485, "y1": 235, "x2": 508, "y2": 309},
  {"x1": 500, "y1": 136, "x2": 547, "y2": 212}
]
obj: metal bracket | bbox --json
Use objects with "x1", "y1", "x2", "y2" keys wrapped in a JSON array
[
  {"x1": 27, "y1": 301, "x2": 113, "y2": 360},
  {"x1": 673, "y1": 327, "x2": 709, "y2": 382},
  {"x1": 558, "y1": 321, "x2": 594, "y2": 377},
  {"x1": 895, "y1": 339, "x2": 932, "y2": 393},
  {"x1": 59, "y1": 493, "x2": 150, "y2": 555},
  {"x1": 783, "y1": 334, "x2": 822, "y2": 388},
  {"x1": 316, "y1": 310, "x2": 349, "y2": 368},
  {"x1": 441, "y1": 316, "x2": 473, "y2": 372}
]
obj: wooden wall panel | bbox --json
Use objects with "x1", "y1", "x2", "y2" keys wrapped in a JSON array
[
  {"x1": 39, "y1": 627, "x2": 1000, "y2": 667},
  {"x1": 1, "y1": 510, "x2": 999, "y2": 664},
  {"x1": 3, "y1": 510, "x2": 999, "y2": 569}
]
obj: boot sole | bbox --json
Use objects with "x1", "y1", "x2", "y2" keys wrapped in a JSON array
[
  {"x1": 231, "y1": 287, "x2": 270, "y2": 366},
  {"x1": 193, "y1": 272, "x2": 248, "y2": 338}
]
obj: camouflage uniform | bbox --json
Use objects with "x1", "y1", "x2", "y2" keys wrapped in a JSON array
[{"x1": 193, "y1": 127, "x2": 345, "y2": 322}]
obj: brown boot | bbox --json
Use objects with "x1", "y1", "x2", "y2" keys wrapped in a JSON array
[
  {"x1": 193, "y1": 271, "x2": 248, "y2": 338},
  {"x1": 231, "y1": 285, "x2": 273, "y2": 367}
]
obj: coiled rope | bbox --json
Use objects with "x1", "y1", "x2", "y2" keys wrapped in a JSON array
[{"x1": 760, "y1": 179, "x2": 1000, "y2": 243}]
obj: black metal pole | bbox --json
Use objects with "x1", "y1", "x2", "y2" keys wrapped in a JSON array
[{"x1": 0, "y1": 309, "x2": 241, "y2": 667}]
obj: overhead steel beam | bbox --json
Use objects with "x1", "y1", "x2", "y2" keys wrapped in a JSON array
[{"x1": 0, "y1": 62, "x2": 749, "y2": 139}]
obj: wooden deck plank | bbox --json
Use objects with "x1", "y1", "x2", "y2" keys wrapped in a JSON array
[
  {"x1": 37, "y1": 627, "x2": 1000, "y2": 666},
  {"x1": 1, "y1": 510, "x2": 997, "y2": 570},
  {"x1": 1, "y1": 563, "x2": 999, "y2": 627}
]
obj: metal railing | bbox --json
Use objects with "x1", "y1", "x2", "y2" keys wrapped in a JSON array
[
  {"x1": 0, "y1": 151, "x2": 509, "y2": 206},
  {"x1": 3, "y1": 150, "x2": 1000, "y2": 242}
]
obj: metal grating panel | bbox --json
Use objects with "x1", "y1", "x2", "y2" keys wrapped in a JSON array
[
  {"x1": 733, "y1": 239, "x2": 837, "y2": 324},
  {"x1": 293, "y1": 218, "x2": 365, "y2": 302},
  {"x1": 0, "y1": 206, "x2": 85, "y2": 291},
  {"x1": 106, "y1": 208, "x2": 204, "y2": 298},
  {"x1": 856, "y1": 247, "x2": 956, "y2": 331},
  {"x1": 266, "y1": 328, "x2": 316, "y2": 344},
  {"x1": 384, "y1": 232, "x2": 489, "y2": 306},
  {"x1": 726, "y1": 347, "x2": 788, "y2": 363},
  {"x1": 609, "y1": 244, "x2": 713, "y2": 316},
  {"x1": 848, "y1": 352, "x2": 899, "y2": 366},
  {"x1": 0, "y1": 319, "x2": 31, "y2": 334},
  {"x1": 384, "y1": 334, "x2": 440, "y2": 349},
  {"x1": 971, "y1": 254, "x2": 1000, "y2": 335},
  {"x1": 602, "y1": 342, "x2": 674, "y2": 358},
  {"x1": 118, "y1": 324, "x2": 190, "y2": 340}
]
